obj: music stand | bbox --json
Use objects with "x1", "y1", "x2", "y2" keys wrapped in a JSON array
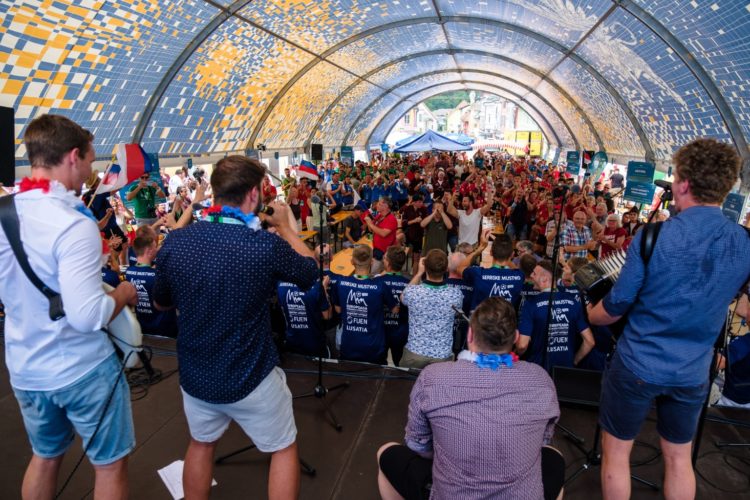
[
  {"x1": 293, "y1": 195, "x2": 349, "y2": 431},
  {"x1": 552, "y1": 366, "x2": 659, "y2": 490}
]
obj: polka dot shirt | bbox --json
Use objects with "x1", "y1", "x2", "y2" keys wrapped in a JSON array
[{"x1": 154, "y1": 222, "x2": 318, "y2": 404}]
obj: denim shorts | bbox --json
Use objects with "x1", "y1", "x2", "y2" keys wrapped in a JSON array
[
  {"x1": 599, "y1": 354, "x2": 709, "y2": 444},
  {"x1": 13, "y1": 353, "x2": 135, "y2": 465},
  {"x1": 181, "y1": 367, "x2": 296, "y2": 452}
]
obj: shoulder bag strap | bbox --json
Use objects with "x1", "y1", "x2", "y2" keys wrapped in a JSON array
[{"x1": 0, "y1": 195, "x2": 65, "y2": 320}]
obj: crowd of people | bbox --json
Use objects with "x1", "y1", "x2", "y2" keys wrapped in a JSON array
[{"x1": 1, "y1": 113, "x2": 750, "y2": 500}]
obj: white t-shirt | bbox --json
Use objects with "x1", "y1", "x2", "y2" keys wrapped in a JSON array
[
  {"x1": 168, "y1": 175, "x2": 184, "y2": 195},
  {"x1": 0, "y1": 183, "x2": 115, "y2": 390},
  {"x1": 458, "y1": 209, "x2": 483, "y2": 245}
]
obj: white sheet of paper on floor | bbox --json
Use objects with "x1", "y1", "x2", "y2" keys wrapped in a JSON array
[{"x1": 158, "y1": 459, "x2": 217, "y2": 500}]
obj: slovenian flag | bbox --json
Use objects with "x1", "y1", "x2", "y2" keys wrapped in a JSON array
[
  {"x1": 296, "y1": 159, "x2": 319, "y2": 181},
  {"x1": 94, "y1": 144, "x2": 154, "y2": 194}
]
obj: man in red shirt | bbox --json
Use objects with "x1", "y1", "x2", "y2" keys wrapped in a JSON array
[{"x1": 364, "y1": 197, "x2": 398, "y2": 274}]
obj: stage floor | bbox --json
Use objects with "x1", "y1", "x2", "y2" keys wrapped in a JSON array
[{"x1": 1, "y1": 337, "x2": 749, "y2": 499}]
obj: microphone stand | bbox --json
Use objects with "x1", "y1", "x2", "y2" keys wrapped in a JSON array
[
  {"x1": 293, "y1": 196, "x2": 349, "y2": 431},
  {"x1": 542, "y1": 187, "x2": 589, "y2": 443},
  {"x1": 541, "y1": 186, "x2": 568, "y2": 373}
]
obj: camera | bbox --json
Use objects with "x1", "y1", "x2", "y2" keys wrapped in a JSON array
[{"x1": 193, "y1": 167, "x2": 205, "y2": 183}]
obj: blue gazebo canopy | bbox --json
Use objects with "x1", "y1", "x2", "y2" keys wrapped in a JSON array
[{"x1": 393, "y1": 130, "x2": 473, "y2": 153}]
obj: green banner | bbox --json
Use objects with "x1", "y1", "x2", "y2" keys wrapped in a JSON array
[
  {"x1": 627, "y1": 161, "x2": 655, "y2": 182},
  {"x1": 566, "y1": 151, "x2": 580, "y2": 175},
  {"x1": 340, "y1": 146, "x2": 354, "y2": 167},
  {"x1": 624, "y1": 180, "x2": 656, "y2": 205},
  {"x1": 589, "y1": 151, "x2": 608, "y2": 180}
]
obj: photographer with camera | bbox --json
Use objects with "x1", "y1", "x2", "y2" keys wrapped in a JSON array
[
  {"x1": 587, "y1": 138, "x2": 750, "y2": 500},
  {"x1": 153, "y1": 156, "x2": 319, "y2": 500},
  {"x1": 126, "y1": 172, "x2": 165, "y2": 226}
]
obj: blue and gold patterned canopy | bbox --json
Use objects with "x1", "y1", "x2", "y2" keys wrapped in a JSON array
[{"x1": 1, "y1": 0, "x2": 748, "y2": 170}]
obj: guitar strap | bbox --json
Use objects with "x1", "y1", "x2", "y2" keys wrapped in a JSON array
[
  {"x1": 0, "y1": 194, "x2": 66, "y2": 320},
  {"x1": 640, "y1": 221, "x2": 663, "y2": 267}
]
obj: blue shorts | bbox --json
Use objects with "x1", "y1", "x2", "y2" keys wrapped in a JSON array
[
  {"x1": 13, "y1": 353, "x2": 135, "y2": 465},
  {"x1": 599, "y1": 354, "x2": 708, "y2": 444}
]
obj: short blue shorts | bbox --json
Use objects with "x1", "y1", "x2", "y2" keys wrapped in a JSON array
[
  {"x1": 13, "y1": 353, "x2": 135, "y2": 465},
  {"x1": 599, "y1": 353, "x2": 708, "y2": 444}
]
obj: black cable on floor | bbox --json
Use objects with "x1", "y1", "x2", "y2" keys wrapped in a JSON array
[
  {"x1": 695, "y1": 450, "x2": 750, "y2": 494},
  {"x1": 125, "y1": 346, "x2": 178, "y2": 401}
]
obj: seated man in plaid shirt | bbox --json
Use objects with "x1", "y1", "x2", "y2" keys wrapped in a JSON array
[{"x1": 376, "y1": 298, "x2": 564, "y2": 500}]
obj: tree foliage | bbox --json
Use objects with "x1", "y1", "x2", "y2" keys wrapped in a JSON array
[{"x1": 424, "y1": 91, "x2": 472, "y2": 111}]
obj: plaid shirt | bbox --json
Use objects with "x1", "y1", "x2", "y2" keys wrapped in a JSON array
[
  {"x1": 406, "y1": 359, "x2": 559, "y2": 499},
  {"x1": 562, "y1": 224, "x2": 592, "y2": 260}
]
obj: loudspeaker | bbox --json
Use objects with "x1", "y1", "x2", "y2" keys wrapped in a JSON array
[
  {"x1": 311, "y1": 143, "x2": 323, "y2": 162},
  {"x1": 0, "y1": 107, "x2": 14, "y2": 186}
]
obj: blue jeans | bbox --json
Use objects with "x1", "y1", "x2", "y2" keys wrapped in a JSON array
[{"x1": 13, "y1": 353, "x2": 134, "y2": 465}]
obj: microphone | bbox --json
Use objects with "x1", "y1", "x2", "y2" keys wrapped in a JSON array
[{"x1": 654, "y1": 179, "x2": 672, "y2": 191}]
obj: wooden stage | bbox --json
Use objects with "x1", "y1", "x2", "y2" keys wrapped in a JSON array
[{"x1": 1, "y1": 339, "x2": 749, "y2": 499}]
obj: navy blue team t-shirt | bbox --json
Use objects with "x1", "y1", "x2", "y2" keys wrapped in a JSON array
[
  {"x1": 518, "y1": 290, "x2": 589, "y2": 370},
  {"x1": 277, "y1": 280, "x2": 329, "y2": 355},
  {"x1": 377, "y1": 273, "x2": 409, "y2": 346},
  {"x1": 102, "y1": 266, "x2": 121, "y2": 288},
  {"x1": 332, "y1": 275, "x2": 397, "y2": 363},
  {"x1": 125, "y1": 265, "x2": 178, "y2": 338},
  {"x1": 446, "y1": 276, "x2": 473, "y2": 317},
  {"x1": 463, "y1": 265, "x2": 525, "y2": 311}
]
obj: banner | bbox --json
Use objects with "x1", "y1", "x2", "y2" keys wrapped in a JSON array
[
  {"x1": 722, "y1": 192, "x2": 746, "y2": 223},
  {"x1": 623, "y1": 180, "x2": 656, "y2": 205},
  {"x1": 626, "y1": 161, "x2": 655, "y2": 182},
  {"x1": 381, "y1": 143, "x2": 390, "y2": 153},
  {"x1": 565, "y1": 151, "x2": 580, "y2": 176},
  {"x1": 340, "y1": 146, "x2": 354, "y2": 167},
  {"x1": 590, "y1": 151, "x2": 608, "y2": 180}
]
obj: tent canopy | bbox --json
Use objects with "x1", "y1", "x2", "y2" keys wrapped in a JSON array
[
  {"x1": 393, "y1": 130, "x2": 473, "y2": 152},
  {"x1": 445, "y1": 133, "x2": 475, "y2": 146},
  {"x1": 3, "y1": 0, "x2": 750, "y2": 182}
]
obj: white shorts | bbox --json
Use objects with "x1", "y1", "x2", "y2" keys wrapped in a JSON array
[{"x1": 181, "y1": 367, "x2": 297, "y2": 452}]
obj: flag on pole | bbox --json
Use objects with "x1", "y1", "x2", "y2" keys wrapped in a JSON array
[
  {"x1": 296, "y1": 160, "x2": 319, "y2": 181},
  {"x1": 94, "y1": 144, "x2": 154, "y2": 194},
  {"x1": 93, "y1": 163, "x2": 122, "y2": 195}
]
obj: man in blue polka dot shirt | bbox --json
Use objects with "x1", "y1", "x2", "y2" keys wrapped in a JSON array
[{"x1": 154, "y1": 156, "x2": 319, "y2": 499}]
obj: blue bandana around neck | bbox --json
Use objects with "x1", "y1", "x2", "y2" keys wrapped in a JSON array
[
  {"x1": 458, "y1": 350, "x2": 515, "y2": 371},
  {"x1": 206, "y1": 205, "x2": 261, "y2": 231}
]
